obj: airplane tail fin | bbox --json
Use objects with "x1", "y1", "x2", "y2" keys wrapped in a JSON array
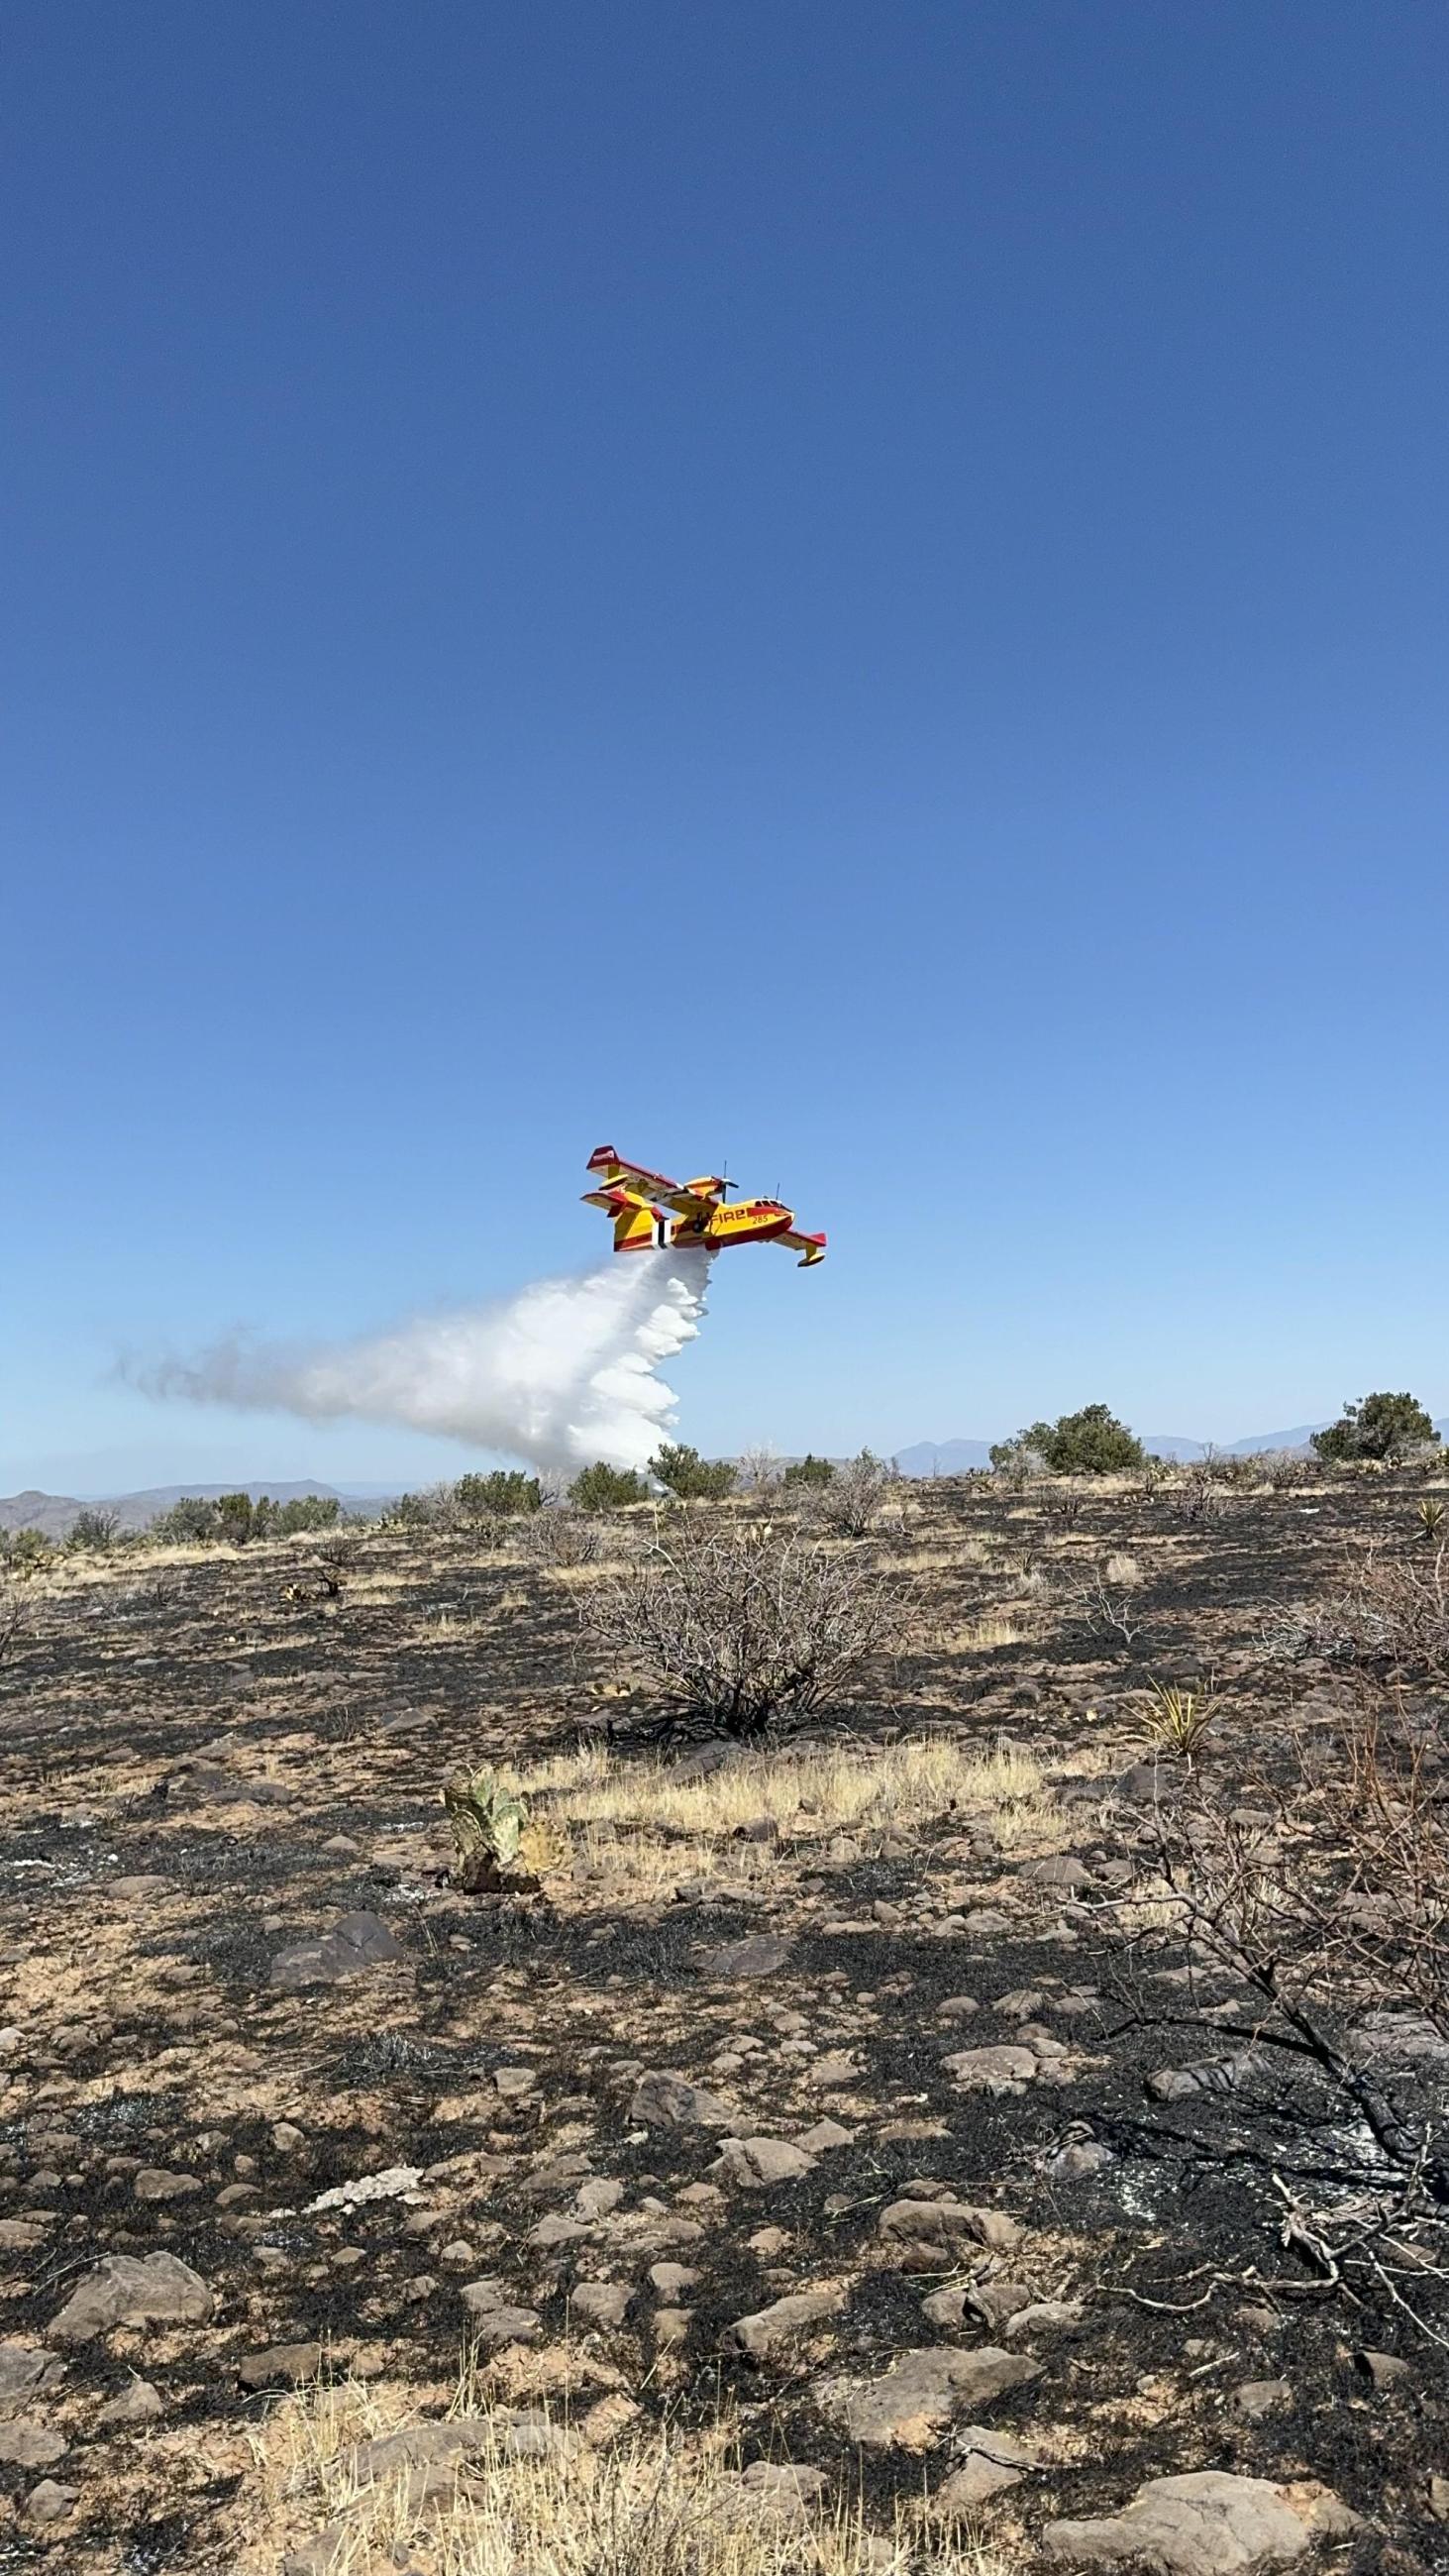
[{"x1": 582, "y1": 1186, "x2": 668, "y2": 1252}]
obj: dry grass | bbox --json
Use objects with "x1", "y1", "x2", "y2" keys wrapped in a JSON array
[
  {"x1": 930, "y1": 1613, "x2": 1023, "y2": 1654},
  {"x1": 240, "y1": 2375, "x2": 1012, "y2": 2576},
  {"x1": 1102, "y1": 1553, "x2": 1141, "y2": 1587},
  {"x1": 517, "y1": 1737, "x2": 1058, "y2": 1850}
]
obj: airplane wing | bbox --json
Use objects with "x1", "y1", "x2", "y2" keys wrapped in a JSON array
[
  {"x1": 776, "y1": 1228, "x2": 827, "y2": 1268},
  {"x1": 585, "y1": 1145, "x2": 681, "y2": 1200}
]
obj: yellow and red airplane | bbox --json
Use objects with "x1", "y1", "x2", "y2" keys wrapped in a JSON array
[{"x1": 583, "y1": 1146, "x2": 827, "y2": 1267}]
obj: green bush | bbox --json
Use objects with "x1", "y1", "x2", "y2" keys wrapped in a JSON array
[
  {"x1": 1, "y1": 1527, "x2": 54, "y2": 1574},
  {"x1": 992, "y1": 1404, "x2": 1146, "y2": 1477},
  {"x1": 454, "y1": 1471, "x2": 542, "y2": 1519},
  {"x1": 569, "y1": 1461, "x2": 649, "y2": 1511},
  {"x1": 782, "y1": 1453, "x2": 836, "y2": 1489},
  {"x1": 274, "y1": 1495, "x2": 341, "y2": 1535},
  {"x1": 148, "y1": 1496, "x2": 219, "y2": 1544},
  {"x1": 650, "y1": 1444, "x2": 737, "y2": 1501},
  {"x1": 1311, "y1": 1393, "x2": 1441, "y2": 1465}
]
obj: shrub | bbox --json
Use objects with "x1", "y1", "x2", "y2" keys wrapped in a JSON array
[
  {"x1": 215, "y1": 1491, "x2": 259, "y2": 1545},
  {"x1": 569, "y1": 1461, "x2": 649, "y2": 1511},
  {"x1": 1312, "y1": 1393, "x2": 1441, "y2": 1465},
  {"x1": 148, "y1": 1495, "x2": 219, "y2": 1544},
  {"x1": 67, "y1": 1507, "x2": 123, "y2": 1553},
  {"x1": 580, "y1": 1516, "x2": 906, "y2": 1738},
  {"x1": 781, "y1": 1452, "x2": 835, "y2": 1489},
  {"x1": 517, "y1": 1506, "x2": 604, "y2": 1567},
  {"x1": 455, "y1": 1471, "x2": 542, "y2": 1520},
  {"x1": 0, "y1": 1528, "x2": 53, "y2": 1575},
  {"x1": 385, "y1": 1484, "x2": 455, "y2": 1532},
  {"x1": 649, "y1": 1444, "x2": 736, "y2": 1501},
  {"x1": 273, "y1": 1496, "x2": 342, "y2": 1535},
  {"x1": 1266, "y1": 1544, "x2": 1449, "y2": 1678},
  {"x1": 735, "y1": 1446, "x2": 784, "y2": 1492},
  {"x1": 995, "y1": 1405, "x2": 1145, "y2": 1477},
  {"x1": 806, "y1": 1449, "x2": 901, "y2": 1538}
]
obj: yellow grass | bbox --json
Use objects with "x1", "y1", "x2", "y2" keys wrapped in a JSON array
[
  {"x1": 241, "y1": 2374, "x2": 1013, "y2": 2576},
  {"x1": 930, "y1": 1614, "x2": 1022, "y2": 1653},
  {"x1": 516, "y1": 1737, "x2": 1056, "y2": 1847}
]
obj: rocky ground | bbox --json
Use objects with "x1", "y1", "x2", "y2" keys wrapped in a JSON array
[{"x1": 0, "y1": 1469, "x2": 1445, "y2": 2574}]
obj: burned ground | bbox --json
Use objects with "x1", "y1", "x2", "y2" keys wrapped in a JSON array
[{"x1": 0, "y1": 1468, "x2": 1444, "y2": 2572}]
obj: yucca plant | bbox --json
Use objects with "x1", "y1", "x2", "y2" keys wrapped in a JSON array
[
  {"x1": 1415, "y1": 1497, "x2": 1446, "y2": 1543},
  {"x1": 1142, "y1": 1678, "x2": 1217, "y2": 1766}
]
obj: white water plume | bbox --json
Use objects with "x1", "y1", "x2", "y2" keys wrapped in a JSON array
[{"x1": 133, "y1": 1252, "x2": 711, "y2": 1474}]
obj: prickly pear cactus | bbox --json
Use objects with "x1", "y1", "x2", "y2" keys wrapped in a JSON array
[{"x1": 443, "y1": 1767, "x2": 525, "y2": 1871}]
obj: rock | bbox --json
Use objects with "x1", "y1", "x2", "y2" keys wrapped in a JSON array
[
  {"x1": 937, "y1": 1995, "x2": 981, "y2": 2021},
  {"x1": 269, "y1": 1912, "x2": 402, "y2": 1990},
  {"x1": 796, "y1": 2118, "x2": 853, "y2": 2152},
  {"x1": 920, "y1": 2287, "x2": 968, "y2": 2329},
  {"x1": 721, "y1": 2287, "x2": 846, "y2": 2361},
  {"x1": 1021, "y1": 1855, "x2": 1093, "y2": 1887},
  {"x1": 0, "y1": 2343, "x2": 62, "y2": 2405},
  {"x1": 350, "y1": 2414, "x2": 571, "y2": 2486},
  {"x1": 458, "y1": 2280, "x2": 541, "y2": 2349},
  {"x1": 49, "y1": 2253, "x2": 212, "y2": 2344},
  {"x1": 0, "y1": 2218, "x2": 50, "y2": 2252},
  {"x1": 628, "y1": 2071, "x2": 734, "y2": 2129},
  {"x1": 967, "y1": 2280, "x2": 1035, "y2": 2329},
  {"x1": 930, "y1": 2425, "x2": 1039, "y2": 2510},
  {"x1": 1048, "y1": 2138, "x2": 1114, "y2": 2182},
  {"x1": 25, "y1": 2479, "x2": 78, "y2": 2526},
  {"x1": 239, "y1": 2342, "x2": 322, "y2": 2390},
  {"x1": 134, "y1": 2168, "x2": 202, "y2": 2201},
  {"x1": 1234, "y1": 2380, "x2": 1293, "y2": 2421},
  {"x1": 527, "y1": 2214, "x2": 586, "y2": 2250},
  {"x1": 1146, "y1": 2050, "x2": 1271, "y2": 2102},
  {"x1": 570, "y1": 2283, "x2": 630, "y2": 2328},
  {"x1": 1355, "y1": 2348, "x2": 1410, "y2": 2391},
  {"x1": 649, "y1": 2263, "x2": 699, "y2": 2300},
  {"x1": 942, "y1": 2045, "x2": 1038, "y2": 2094},
  {"x1": 1115, "y1": 1761, "x2": 1180, "y2": 1803},
  {"x1": 702, "y1": 1934, "x2": 794, "y2": 1978},
  {"x1": 816, "y1": 2346, "x2": 1040, "y2": 2451},
  {"x1": 1042, "y1": 2472, "x2": 1361, "y2": 2574},
  {"x1": 493, "y1": 2066, "x2": 536, "y2": 2097},
  {"x1": 714, "y1": 2460, "x2": 830, "y2": 2526},
  {"x1": 711, "y1": 2135, "x2": 817, "y2": 2190},
  {"x1": 1005, "y1": 2299, "x2": 1084, "y2": 2341},
  {"x1": 0, "y1": 2420, "x2": 67, "y2": 2467},
  {"x1": 879, "y1": 2199, "x2": 1022, "y2": 2263},
  {"x1": 96, "y1": 2377, "x2": 163, "y2": 2427},
  {"x1": 1351, "y1": 2010, "x2": 1449, "y2": 2070},
  {"x1": 574, "y1": 2178, "x2": 624, "y2": 2220}
]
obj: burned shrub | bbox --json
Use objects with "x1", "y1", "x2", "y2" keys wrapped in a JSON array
[
  {"x1": 1113, "y1": 1702, "x2": 1449, "y2": 2331},
  {"x1": 1266, "y1": 1546, "x2": 1449, "y2": 1679},
  {"x1": 579, "y1": 1516, "x2": 907, "y2": 1738},
  {"x1": 803, "y1": 1448, "x2": 903, "y2": 1539}
]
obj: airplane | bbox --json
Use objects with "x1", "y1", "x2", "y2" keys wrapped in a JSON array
[{"x1": 582, "y1": 1145, "x2": 827, "y2": 1266}]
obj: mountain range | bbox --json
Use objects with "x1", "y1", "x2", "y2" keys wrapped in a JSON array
[{"x1": 0, "y1": 1481, "x2": 394, "y2": 1541}]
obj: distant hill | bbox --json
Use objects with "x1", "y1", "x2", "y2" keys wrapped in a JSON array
[{"x1": 0, "y1": 1480, "x2": 376, "y2": 1540}]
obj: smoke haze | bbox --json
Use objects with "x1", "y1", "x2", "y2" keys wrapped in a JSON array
[{"x1": 131, "y1": 1252, "x2": 711, "y2": 1473}]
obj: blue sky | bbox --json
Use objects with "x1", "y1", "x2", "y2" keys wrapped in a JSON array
[{"x1": 5, "y1": 3, "x2": 1447, "y2": 1492}]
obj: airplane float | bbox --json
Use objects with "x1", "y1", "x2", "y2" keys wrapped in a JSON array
[{"x1": 582, "y1": 1146, "x2": 827, "y2": 1267}]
